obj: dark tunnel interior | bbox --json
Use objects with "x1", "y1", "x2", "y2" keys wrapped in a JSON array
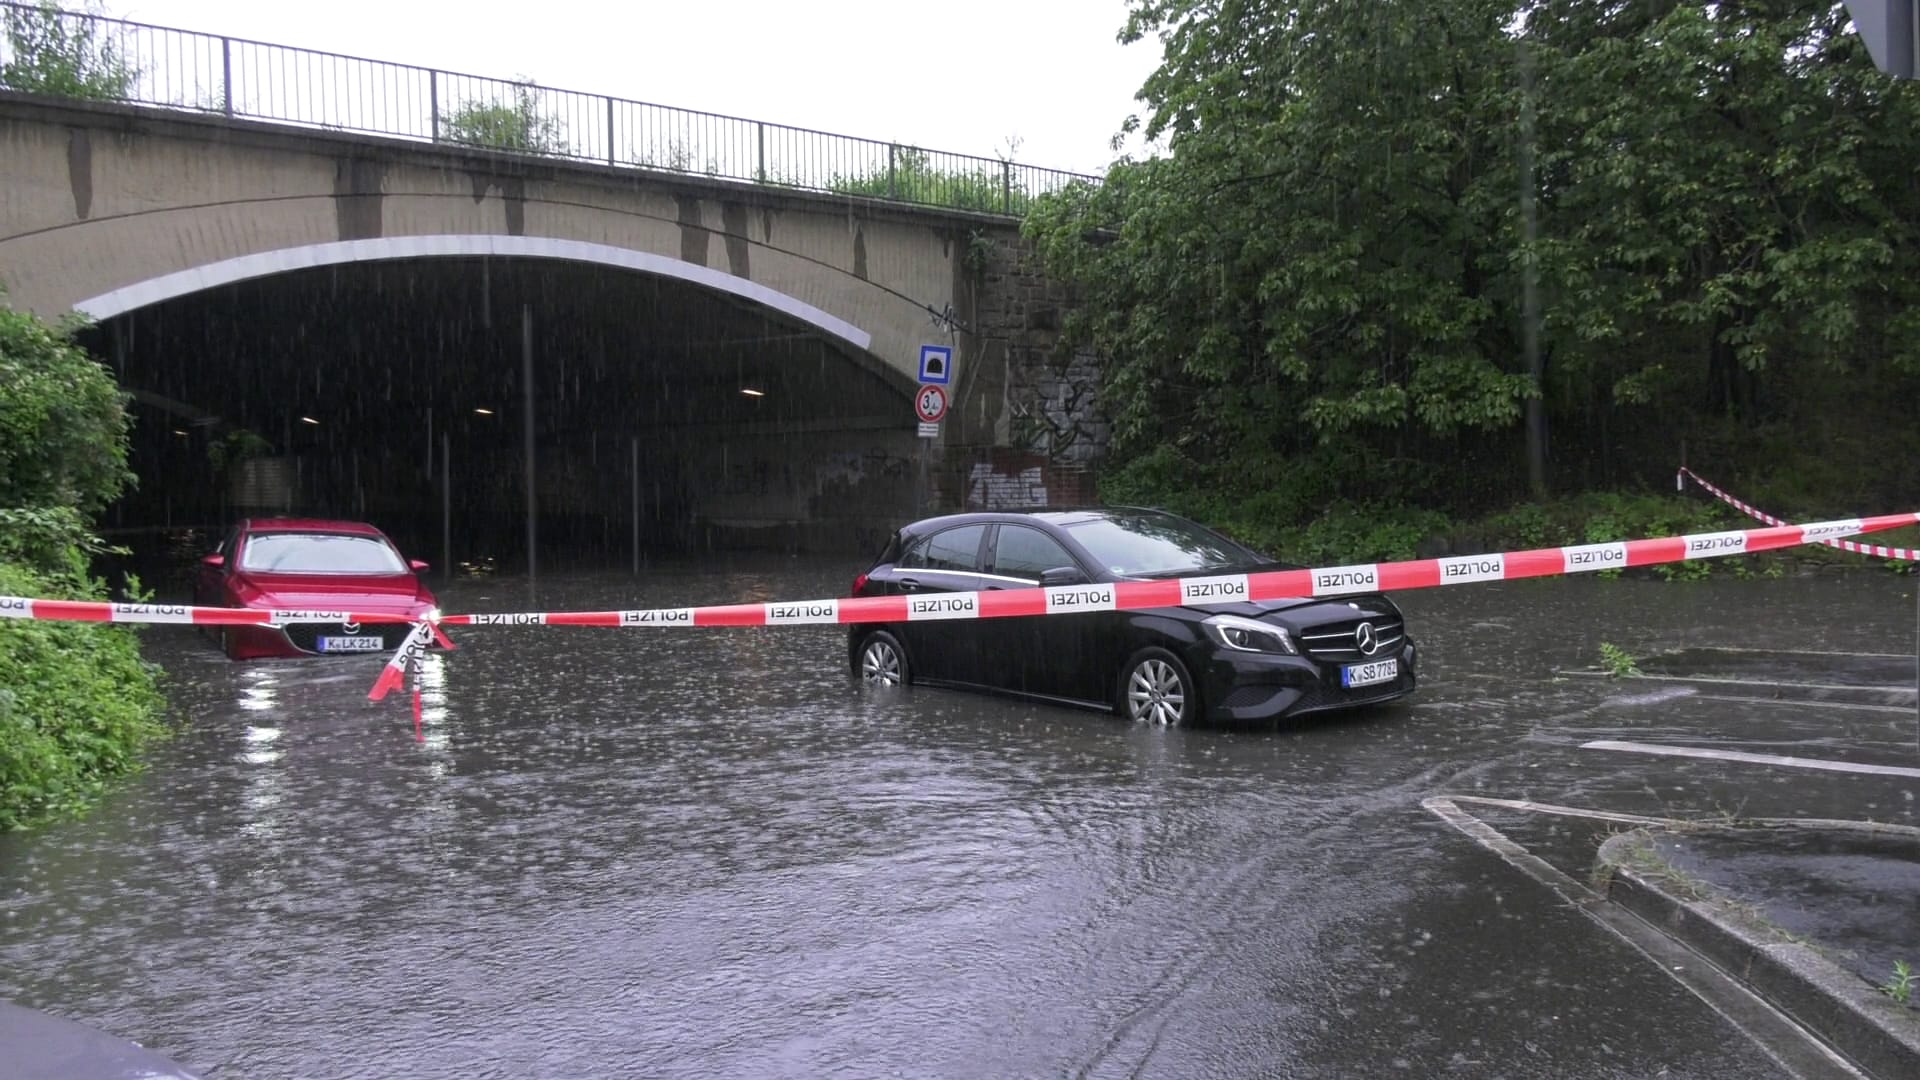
[{"x1": 84, "y1": 256, "x2": 919, "y2": 593}]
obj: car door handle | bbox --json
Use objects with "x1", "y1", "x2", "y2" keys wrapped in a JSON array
[{"x1": 898, "y1": 577, "x2": 922, "y2": 591}]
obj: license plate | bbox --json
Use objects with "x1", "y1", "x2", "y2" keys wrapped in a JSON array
[
  {"x1": 1341, "y1": 658, "x2": 1399, "y2": 688},
  {"x1": 316, "y1": 636, "x2": 384, "y2": 653}
]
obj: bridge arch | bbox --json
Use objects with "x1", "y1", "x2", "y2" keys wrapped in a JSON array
[{"x1": 73, "y1": 234, "x2": 876, "y2": 355}]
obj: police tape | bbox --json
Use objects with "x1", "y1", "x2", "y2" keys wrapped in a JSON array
[
  {"x1": 1678, "y1": 467, "x2": 1918, "y2": 562},
  {"x1": 349, "y1": 506, "x2": 1916, "y2": 702},
  {"x1": 0, "y1": 601, "x2": 419, "y2": 625},
  {"x1": 410, "y1": 510, "x2": 1918, "y2": 635},
  {"x1": 368, "y1": 620, "x2": 436, "y2": 709},
  {"x1": 0, "y1": 509, "x2": 1914, "y2": 708},
  {"x1": 3, "y1": 511, "x2": 1916, "y2": 643}
]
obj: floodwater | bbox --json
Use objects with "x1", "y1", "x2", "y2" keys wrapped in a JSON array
[{"x1": 2, "y1": 561, "x2": 1917, "y2": 1078}]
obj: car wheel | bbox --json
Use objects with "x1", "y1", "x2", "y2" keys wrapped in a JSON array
[
  {"x1": 1118, "y1": 647, "x2": 1195, "y2": 725},
  {"x1": 855, "y1": 630, "x2": 909, "y2": 687}
]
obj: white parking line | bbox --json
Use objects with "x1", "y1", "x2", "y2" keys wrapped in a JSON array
[
  {"x1": 1438, "y1": 794, "x2": 1680, "y2": 828},
  {"x1": 1687, "y1": 694, "x2": 1918, "y2": 716},
  {"x1": 1562, "y1": 669, "x2": 1917, "y2": 698},
  {"x1": 1582, "y1": 740, "x2": 1920, "y2": 779}
]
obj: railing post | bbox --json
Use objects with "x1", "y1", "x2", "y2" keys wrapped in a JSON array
[
  {"x1": 606, "y1": 95, "x2": 616, "y2": 166},
  {"x1": 220, "y1": 36, "x2": 233, "y2": 117},
  {"x1": 429, "y1": 70, "x2": 440, "y2": 142},
  {"x1": 887, "y1": 143, "x2": 897, "y2": 199},
  {"x1": 755, "y1": 121, "x2": 765, "y2": 182},
  {"x1": 1002, "y1": 161, "x2": 1012, "y2": 214}
]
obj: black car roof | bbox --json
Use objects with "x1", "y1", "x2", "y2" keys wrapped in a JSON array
[{"x1": 896, "y1": 505, "x2": 1173, "y2": 535}]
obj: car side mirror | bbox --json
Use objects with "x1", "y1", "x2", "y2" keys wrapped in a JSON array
[
  {"x1": 409, "y1": 560, "x2": 430, "y2": 572},
  {"x1": 1039, "y1": 566, "x2": 1088, "y2": 587},
  {"x1": 201, "y1": 554, "x2": 224, "y2": 568}
]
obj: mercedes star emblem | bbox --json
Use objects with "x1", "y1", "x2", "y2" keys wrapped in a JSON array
[{"x1": 1354, "y1": 621, "x2": 1377, "y2": 656}]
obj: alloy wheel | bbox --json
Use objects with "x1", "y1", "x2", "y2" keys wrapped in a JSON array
[
  {"x1": 860, "y1": 638, "x2": 904, "y2": 686},
  {"x1": 1127, "y1": 657, "x2": 1188, "y2": 725}
]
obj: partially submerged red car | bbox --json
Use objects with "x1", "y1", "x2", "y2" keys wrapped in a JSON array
[{"x1": 192, "y1": 518, "x2": 441, "y2": 660}]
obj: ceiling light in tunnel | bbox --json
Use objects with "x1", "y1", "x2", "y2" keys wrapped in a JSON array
[
  {"x1": 474, "y1": 407, "x2": 494, "y2": 416},
  {"x1": 740, "y1": 388, "x2": 766, "y2": 398},
  {"x1": 299, "y1": 416, "x2": 320, "y2": 425}
]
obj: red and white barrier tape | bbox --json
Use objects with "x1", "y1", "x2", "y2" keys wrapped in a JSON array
[
  {"x1": 3, "y1": 509, "x2": 1916, "y2": 708},
  {"x1": 368, "y1": 620, "x2": 435, "y2": 706},
  {"x1": 1678, "y1": 467, "x2": 1918, "y2": 561},
  {"x1": 0, "y1": 601, "x2": 417, "y2": 625},
  {"x1": 3, "y1": 512, "x2": 1915, "y2": 645}
]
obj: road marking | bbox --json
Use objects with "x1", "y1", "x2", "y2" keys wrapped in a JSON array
[
  {"x1": 1438, "y1": 794, "x2": 1680, "y2": 828},
  {"x1": 1422, "y1": 798, "x2": 1865, "y2": 1080},
  {"x1": 1582, "y1": 740, "x2": 1920, "y2": 779},
  {"x1": 1558, "y1": 669, "x2": 1919, "y2": 698},
  {"x1": 1688, "y1": 694, "x2": 1919, "y2": 716}
]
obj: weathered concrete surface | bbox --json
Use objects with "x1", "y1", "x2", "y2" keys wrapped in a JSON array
[
  {"x1": 1598, "y1": 825, "x2": 1920, "y2": 1079},
  {"x1": 0, "y1": 94, "x2": 995, "y2": 415}
]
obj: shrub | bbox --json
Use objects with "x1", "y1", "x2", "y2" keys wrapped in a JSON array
[
  {"x1": 0, "y1": 560, "x2": 166, "y2": 832},
  {"x1": 1, "y1": 295, "x2": 166, "y2": 830}
]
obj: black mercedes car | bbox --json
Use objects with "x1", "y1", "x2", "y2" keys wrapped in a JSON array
[{"x1": 846, "y1": 507, "x2": 1417, "y2": 725}]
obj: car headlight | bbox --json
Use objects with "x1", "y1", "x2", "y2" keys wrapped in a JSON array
[
  {"x1": 1202, "y1": 613, "x2": 1297, "y2": 655},
  {"x1": 423, "y1": 606, "x2": 442, "y2": 622}
]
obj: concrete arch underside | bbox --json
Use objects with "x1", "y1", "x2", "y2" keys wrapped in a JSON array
[{"x1": 73, "y1": 235, "x2": 874, "y2": 352}]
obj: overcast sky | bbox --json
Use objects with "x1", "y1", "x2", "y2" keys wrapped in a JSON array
[{"x1": 112, "y1": 0, "x2": 1164, "y2": 176}]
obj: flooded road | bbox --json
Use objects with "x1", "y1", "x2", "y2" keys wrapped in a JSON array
[{"x1": 3, "y1": 562, "x2": 1917, "y2": 1077}]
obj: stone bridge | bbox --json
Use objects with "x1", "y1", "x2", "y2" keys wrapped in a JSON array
[{"x1": 0, "y1": 93, "x2": 1105, "y2": 550}]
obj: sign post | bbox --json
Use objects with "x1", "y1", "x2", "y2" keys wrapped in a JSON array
[{"x1": 914, "y1": 344, "x2": 956, "y2": 514}]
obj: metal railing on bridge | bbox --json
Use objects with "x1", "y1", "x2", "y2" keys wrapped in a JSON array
[{"x1": 0, "y1": 1, "x2": 1101, "y2": 216}]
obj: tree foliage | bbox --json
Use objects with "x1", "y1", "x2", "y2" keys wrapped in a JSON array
[
  {"x1": 0, "y1": 298, "x2": 164, "y2": 831},
  {"x1": 0, "y1": 301, "x2": 135, "y2": 522},
  {"x1": 1027, "y1": 0, "x2": 1920, "y2": 518},
  {"x1": 0, "y1": 0, "x2": 137, "y2": 100},
  {"x1": 440, "y1": 79, "x2": 569, "y2": 155}
]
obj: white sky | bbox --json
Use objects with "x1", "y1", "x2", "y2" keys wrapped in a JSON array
[{"x1": 111, "y1": 0, "x2": 1164, "y2": 176}]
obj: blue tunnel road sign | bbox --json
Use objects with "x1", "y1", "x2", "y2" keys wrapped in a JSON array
[{"x1": 919, "y1": 344, "x2": 953, "y2": 385}]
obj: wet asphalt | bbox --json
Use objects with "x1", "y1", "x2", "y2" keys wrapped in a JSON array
[{"x1": 1, "y1": 562, "x2": 1917, "y2": 1078}]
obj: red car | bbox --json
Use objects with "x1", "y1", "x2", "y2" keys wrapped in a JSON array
[{"x1": 192, "y1": 518, "x2": 441, "y2": 660}]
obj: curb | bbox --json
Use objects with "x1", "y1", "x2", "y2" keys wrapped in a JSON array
[{"x1": 1596, "y1": 831, "x2": 1920, "y2": 1079}]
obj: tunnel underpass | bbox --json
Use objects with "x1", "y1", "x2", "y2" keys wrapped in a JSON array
[{"x1": 82, "y1": 255, "x2": 920, "y2": 590}]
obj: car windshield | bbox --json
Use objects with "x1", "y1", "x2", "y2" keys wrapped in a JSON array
[
  {"x1": 239, "y1": 533, "x2": 406, "y2": 574},
  {"x1": 1059, "y1": 513, "x2": 1262, "y2": 577}
]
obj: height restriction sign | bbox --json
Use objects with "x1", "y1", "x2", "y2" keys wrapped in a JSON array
[{"x1": 915, "y1": 384, "x2": 948, "y2": 423}]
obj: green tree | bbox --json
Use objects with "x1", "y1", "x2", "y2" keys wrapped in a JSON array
[
  {"x1": 0, "y1": 0, "x2": 137, "y2": 100},
  {"x1": 440, "y1": 79, "x2": 569, "y2": 155},
  {"x1": 1027, "y1": 0, "x2": 1920, "y2": 518},
  {"x1": 1028, "y1": 0, "x2": 1533, "y2": 498}
]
